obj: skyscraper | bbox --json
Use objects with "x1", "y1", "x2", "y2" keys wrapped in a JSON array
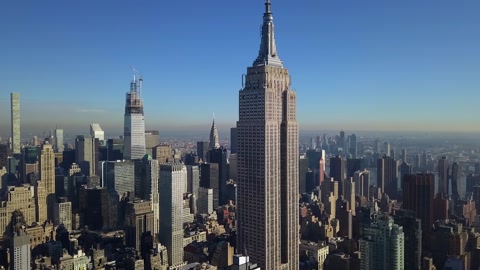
[
  {"x1": 90, "y1": 123, "x2": 105, "y2": 142},
  {"x1": 159, "y1": 163, "x2": 186, "y2": 268},
  {"x1": 403, "y1": 173, "x2": 435, "y2": 231},
  {"x1": 360, "y1": 213, "x2": 405, "y2": 270},
  {"x1": 40, "y1": 143, "x2": 56, "y2": 221},
  {"x1": 437, "y1": 156, "x2": 449, "y2": 195},
  {"x1": 451, "y1": 162, "x2": 461, "y2": 200},
  {"x1": 236, "y1": 1, "x2": 299, "y2": 269},
  {"x1": 123, "y1": 74, "x2": 146, "y2": 160},
  {"x1": 401, "y1": 148, "x2": 407, "y2": 163},
  {"x1": 10, "y1": 92, "x2": 20, "y2": 154},
  {"x1": 349, "y1": 133, "x2": 357, "y2": 158},
  {"x1": 54, "y1": 129, "x2": 64, "y2": 153},
  {"x1": 330, "y1": 156, "x2": 346, "y2": 196},
  {"x1": 75, "y1": 136, "x2": 99, "y2": 176},
  {"x1": 230, "y1": 127, "x2": 238, "y2": 154},
  {"x1": 377, "y1": 155, "x2": 398, "y2": 199}
]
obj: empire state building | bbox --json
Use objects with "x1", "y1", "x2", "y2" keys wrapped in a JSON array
[{"x1": 236, "y1": 1, "x2": 299, "y2": 269}]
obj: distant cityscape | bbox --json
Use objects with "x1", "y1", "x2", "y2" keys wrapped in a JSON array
[{"x1": 1, "y1": 1, "x2": 480, "y2": 270}]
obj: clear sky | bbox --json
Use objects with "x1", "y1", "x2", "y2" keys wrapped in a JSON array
[{"x1": 1, "y1": 0, "x2": 479, "y2": 138}]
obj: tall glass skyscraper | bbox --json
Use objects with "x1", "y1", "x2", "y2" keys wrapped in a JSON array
[
  {"x1": 123, "y1": 75, "x2": 146, "y2": 160},
  {"x1": 236, "y1": 1, "x2": 299, "y2": 269}
]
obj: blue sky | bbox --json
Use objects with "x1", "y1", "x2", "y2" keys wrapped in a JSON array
[{"x1": 0, "y1": 0, "x2": 479, "y2": 138}]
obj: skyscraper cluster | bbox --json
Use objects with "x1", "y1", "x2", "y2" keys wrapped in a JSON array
[{"x1": 0, "y1": 1, "x2": 479, "y2": 270}]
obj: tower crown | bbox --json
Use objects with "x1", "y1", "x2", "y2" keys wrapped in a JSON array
[{"x1": 253, "y1": 0, "x2": 283, "y2": 67}]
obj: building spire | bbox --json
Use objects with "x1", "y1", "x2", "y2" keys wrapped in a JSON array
[
  {"x1": 209, "y1": 115, "x2": 219, "y2": 150},
  {"x1": 253, "y1": 0, "x2": 283, "y2": 67}
]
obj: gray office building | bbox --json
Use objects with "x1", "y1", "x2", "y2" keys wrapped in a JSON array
[
  {"x1": 75, "y1": 136, "x2": 99, "y2": 176},
  {"x1": 230, "y1": 127, "x2": 238, "y2": 154},
  {"x1": 104, "y1": 160, "x2": 136, "y2": 198},
  {"x1": 159, "y1": 163, "x2": 186, "y2": 268},
  {"x1": 54, "y1": 129, "x2": 64, "y2": 153}
]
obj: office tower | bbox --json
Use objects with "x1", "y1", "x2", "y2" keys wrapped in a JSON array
[
  {"x1": 145, "y1": 130, "x2": 160, "y2": 157},
  {"x1": 399, "y1": 162, "x2": 412, "y2": 189},
  {"x1": 374, "y1": 139, "x2": 381, "y2": 154},
  {"x1": 107, "y1": 138, "x2": 124, "y2": 161},
  {"x1": 319, "y1": 155, "x2": 325, "y2": 186},
  {"x1": 377, "y1": 155, "x2": 398, "y2": 199},
  {"x1": 53, "y1": 197, "x2": 72, "y2": 231},
  {"x1": 401, "y1": 148, "x2": 407, "y2": 163},
  {"x1": 137, "y1": 156, "x2": 160, "y2": 235},
  {"x1": 390, "y1": 148, "x2": 395, "y2": 159},
  {"x1": 21, "y1": 146, "x2": 38, "y2": 182},
  {"x1": 451, "y1": 162, "x2": 461, "y2": 200},
  {"x1": 299, "y1": 157, "x2": 309, "y2": 194},
  {"x1": 209, "y1": 117, "x2": 220, "y2": 150},
  {"x1": 184, "y1": 152, "x2": 198, "y2": 165},
  {"x1": 345, "y1": 177, "x2": 356, "y2": 216},
  {"x1": 0, "y1": 143, "x2": 7, "y2": 169},
  {"x1": 346, "y1": 158, "x2": 362, "y2": 178},
  {"x1": 196, "y1": 141, "x2": 209, "y2": 162},
  {"x1": 229, "y1": 153, "x2": 238, "y2": 181},
  {"x1": 54, "y1": 129, "x2": 64, "y2": 153},
  {"x1": 349, "y1": 133, "x2": 357, "y2": 158},
  {"x1": 125, "y1": 200, "x2": 154, "y2": 251},
  {"x1": 159, "y1": 163, "x2": 186, "y2": 268},
  {"x1": 310, "y1": 137, "x2": 316, "y2": 150},
  {"x1": 403, "y1": 173, "x2": 434, "y2": 231},
  {"x1": 422, "y1": 152, "x2": 428, "y2": 168},
  {"x1": 476, "y1": 162, "x2": 480, "y2": 175},
  {"x1": 123, "y1": 74, "x2": 146, "y2": 160},
  {"x1": 359, "y1": 213, "x2": 405, "y2": 270},
  {"x1": 39, "y1": 143, "x2": 56, "y2": 221},
  {"x1": 415, "y1": 154, "x2": 421, "y2": 170},
  {"x1": 394, "y1": 209, "x2": 421, "y2": 270},
  {"x1": 433, "y1": 193, "x2": 449, "y2": 221},
  {"x1": 330, "y1": 156, "x2": 346, "y2": 196},
  {"x1": 200, "y1": 163, "x2": 220, "y2": 208},
  {"x1": 186, "y1": 165, "x2": 200, "y2": 198},
  {"x1": 80, "y1": 187, "x2": 111, "y2": 230},
  {"x1": 236, "y1": 1, "x2": 299, "y2": 269},
  {"x1": 466, "y1": 174, "x2": 480, "y2": 195},
  {"x1": 198, "y1": 187, "x2": 214, "y2": 214},
  {"x1": 230, "y1": 127, "x2": 238, "y2": 154},
  {"x1": 10, "y1": 93, "x2": 20, "y2": 154},
  {"x1": 104, "y1": 160, "x2": 136, "y2": 197},
  {"x1": 153, "y1": 144, "x2": 172, "y2": 164},
  {"x1": 75, "y1": 136, "x2": 99, "y2": 176},
  {"x1": 383, "y1": 142, "x2": 390, "y2": 156},
  {"x1": 208, "y1": 147, "x2": 229, "y2": 205},
  {"x1": 339, "y1": 130, "x2": 346, "y2": 150},
  {"x1": 437, "y1": 156, "x2": 449, "y2": 195},
  {"x1": 354, "y1": 169, "x2": 370, "y2": 198},
  {"x1": 90, "y1": 123, "x2": 105, "y2": 142}
]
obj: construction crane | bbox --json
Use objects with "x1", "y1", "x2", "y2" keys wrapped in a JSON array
[{"x1": 129, "y1": 65, "x2": 143, "y2": 96}]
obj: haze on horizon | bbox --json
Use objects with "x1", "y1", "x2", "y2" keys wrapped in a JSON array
[{"x1": 1, "y1": 0, "x2": 479, "y2": 136}]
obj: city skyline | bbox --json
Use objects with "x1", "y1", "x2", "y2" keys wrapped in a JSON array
[{"x1": 1, "y1": 0, "x2": 480, "y2": 135}]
